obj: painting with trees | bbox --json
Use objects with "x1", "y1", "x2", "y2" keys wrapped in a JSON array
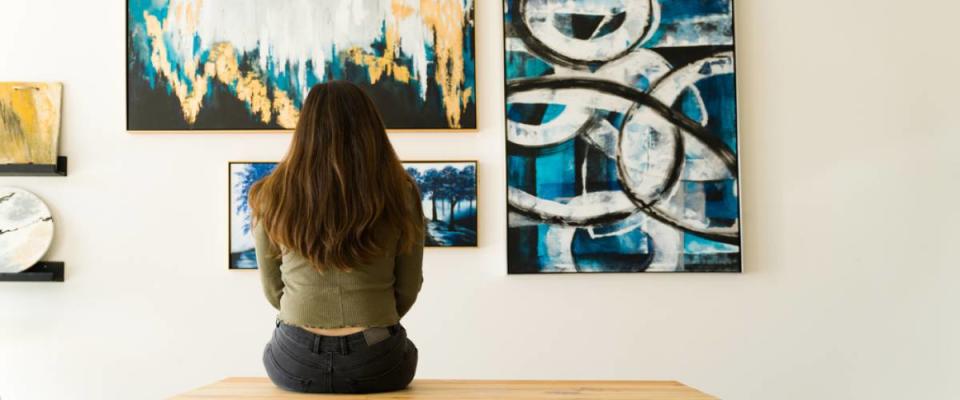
[
  {"x1": 404, "y1": 161, "x2": 478, "y2": 247},
  {"x1": 230, "y1": 160, "x2": 478, "y2": 269}
]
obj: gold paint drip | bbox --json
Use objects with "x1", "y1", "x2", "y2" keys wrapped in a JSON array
[
  {"x1": 420, "y1": 0, "x2": 470, "y2": 128},
  {"x1": 143, "y1": 11, "x2": 300, "y2": 129},
  {"x1": 346, "y1": 0, "x2": 414, "y2": 86}
]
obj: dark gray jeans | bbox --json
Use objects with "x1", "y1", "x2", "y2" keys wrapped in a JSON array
[{"x1": 263, "y1": 322, "x2": 418, "y2": 394}]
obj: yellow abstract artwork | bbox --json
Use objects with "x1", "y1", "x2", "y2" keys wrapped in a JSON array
[{"x1": 0, "y1": 82, "x2": 63, "y2": 164}]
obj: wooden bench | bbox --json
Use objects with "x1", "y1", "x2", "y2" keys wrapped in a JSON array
[{"x1": 170, "y1": 378, "x2": 718, "y2": 399}]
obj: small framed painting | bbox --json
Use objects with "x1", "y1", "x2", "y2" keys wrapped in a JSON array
[
  {"x1": 403, "y1": 161, "x2": 478, "y2": 248},
  {"x1": 229, "y1": 160, "x2": 478, "y2": 269},
  {"x1": 0, "y1": 82, "x2": 63, "y2": 165},
  {"x1": 228, "y1": 162, "x2": 278, "y2": 269}
]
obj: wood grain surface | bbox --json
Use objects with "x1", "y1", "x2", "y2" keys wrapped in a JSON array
[{"x1": 169, "y1": 378, "x2": 718, "y2": 400}]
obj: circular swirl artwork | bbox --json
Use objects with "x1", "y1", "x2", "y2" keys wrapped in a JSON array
[
  {"x1": 504, "y1": 0, "x2": 741, "y2": 273},
  {"x1": 0, "y1": 187, "x2": 54, "y2": 273}
]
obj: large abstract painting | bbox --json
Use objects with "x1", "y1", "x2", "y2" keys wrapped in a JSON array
[
  {"x1": 128, "y1": 0, "x2": 476, "y2": 131},
  {"x1": 504, "y1": 0, "x2": 741, "y2": 273},
  {"x1": 230, "y1": 160, "x2": 477, "y2": 269},
  {"x1": 0, "y1": 82, "x2": 62, "y2": 165}
]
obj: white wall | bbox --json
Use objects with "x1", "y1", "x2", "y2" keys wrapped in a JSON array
[{"x1": 1, "y1": 0, "x2": 958, "y2": 399}]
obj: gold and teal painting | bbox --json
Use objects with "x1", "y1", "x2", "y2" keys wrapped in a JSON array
[
  {"x1": 0, "y1": 82, "x2": 63, "y2": 165},
  {"x1": 127, "y1": 1, "x2": 477, "y2": 131}
]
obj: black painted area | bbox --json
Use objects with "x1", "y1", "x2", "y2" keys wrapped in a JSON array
[
  {"x1": 563, "y1": 13, "x2": 606, "y2": 40},
  {"x1": 195, "y1": 80, "x2": 282, "y2": 130},
  {"x1": 683, "y1": 253, "x2": 741, "y2": 272},
  {"x1": 126, "y1": 43, "x2": 477, "y2": 130},
  {"x1": 511, "y1": 0, "x2": 654, "y2": 70},
  {"x1": 0, "y1": 156, "x2": 67, "y2": 176},
  {"x1": 507, "y1": 226, "x2": 541, "y2": 274},
  {"x1": 650, "y1": 45, "x2": 735, "y2": 73},
  {"x1": 127, "y1": 63, "x2": 279, "y2": 130},
  {"x1": 0, "y1": 262, "x2": 65, "y2": 282}
]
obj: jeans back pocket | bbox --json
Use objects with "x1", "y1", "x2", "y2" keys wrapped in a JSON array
[
  {"x1": 264, "y1": 346, "x2": 313, "y2": 392},
  {"x1": 347, "y1": 340, "x2": 418, "y2": 394}
]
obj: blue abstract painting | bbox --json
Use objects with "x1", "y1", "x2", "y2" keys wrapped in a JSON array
[
  {"x1": 404, "y1": 162, "x2": 478, "y2": 247},
  {"x1": 229, "y1": 160, "x2": 477, "y2": 269},
  {"x1": 504, "y1": 0, "x2": 741, "y2": 273},
  {"x1": 127, "y1": 0, "x2": 476, "y2": 131}
]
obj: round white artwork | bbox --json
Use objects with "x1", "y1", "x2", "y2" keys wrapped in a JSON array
[{"x1": 0, "y1": 187, "x2": 54, "y2": 273}]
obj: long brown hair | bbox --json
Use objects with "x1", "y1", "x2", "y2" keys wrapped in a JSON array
[{"x1": 249, "y1": 81, "x2": 424, "y2": 271}]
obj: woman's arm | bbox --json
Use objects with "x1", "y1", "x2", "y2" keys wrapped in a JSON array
[
  {"x1": 394, "y1": 227, "x2": 425, "y2": 318},
  {"x1": 254, "y1": 223, "x2": 284, "y2": 310}
]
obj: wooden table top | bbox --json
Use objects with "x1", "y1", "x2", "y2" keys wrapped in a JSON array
[{"x1": 169, "y1": 378, "x2": 718, "y2": 400}]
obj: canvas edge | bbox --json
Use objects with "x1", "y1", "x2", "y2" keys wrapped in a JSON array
[
  {"x1": 730, "y1": 0, "x2": 745, "y2": 274},
  {"x1": 501, "y1": 0, "x2": 513, "y2": 275},
  {"x1": 125, "y1": 0, "x2": 133, "y2": 132},
  {"x1": 41, "y1": 82, "x2": 65, "y2": 164}
]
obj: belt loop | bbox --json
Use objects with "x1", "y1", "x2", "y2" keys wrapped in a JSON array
[
  {"x1": 312, "y1": 336, "x2": 321, "y2": 353},
  {"x1": 339, "y1": 336, "x2": 348, "y2": 355}
]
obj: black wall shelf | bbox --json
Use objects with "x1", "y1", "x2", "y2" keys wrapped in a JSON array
[
  {"x1": 0, "y1": 156, "x2": 68, "y2": 176},
  {"x1": 0, "y1": 262, "x2": 65, "y2": 282}
]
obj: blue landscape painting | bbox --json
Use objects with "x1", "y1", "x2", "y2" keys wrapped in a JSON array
[
  {"x1": 504, "y1": 0, "x2": 741, "y2": 273},
  {"x1": 229, "y1": 162, "x2": 277, "y2": 269},
  {"x1": 230, "y1": 160, "x2": 477, "y2": 269},
  {"x1": 127, "y1": 0, "x2": 476, "y2": 131},
  {"x1": 404, "y1": 162, "x2": 478, "y2": 247}
]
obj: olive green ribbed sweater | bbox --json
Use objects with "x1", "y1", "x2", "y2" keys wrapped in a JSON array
[{"x1": 255, "y1": 223, "x2": 424, "y2": 329}]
